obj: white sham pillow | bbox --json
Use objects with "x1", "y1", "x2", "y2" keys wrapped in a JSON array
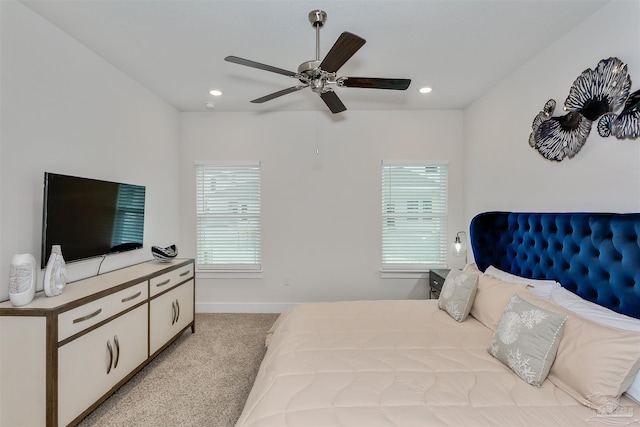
[
  {"x1": 550, "y1": 287, "x2": 640, "y2": 403},
  {"x1": 485, "y1": 265, "x2": 561, "y2": 300},
  {"x1": 550, "y1": 287, "x2": 640, "y2": 332}
]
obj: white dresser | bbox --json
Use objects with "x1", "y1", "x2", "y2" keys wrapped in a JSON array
[{"x1": 0, "y1": 258, "x2": 195, "y2": 427}]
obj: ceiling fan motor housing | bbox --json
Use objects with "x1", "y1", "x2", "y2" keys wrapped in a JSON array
[
  {"x1": 297, "y1": 60, "x2": 338, "y2": 93},
  {"x1": 297, "y1": 60, "x2": 321, "y2": 78}
]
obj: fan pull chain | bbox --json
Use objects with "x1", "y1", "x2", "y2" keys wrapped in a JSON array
[{"x1": 316, "y1": 114, "x2": 320, "y2": 154}]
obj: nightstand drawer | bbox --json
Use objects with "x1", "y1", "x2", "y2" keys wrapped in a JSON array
[{"x1": 429, "y1": 269, "x2": 450, "y2": 299}]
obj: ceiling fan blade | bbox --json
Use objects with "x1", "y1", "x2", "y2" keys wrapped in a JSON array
[
  {"x1": 251, "y1": 85, "x2": 308, "y2": 103},
  {"x1": 225, "y1": 56, "x2": 297, "y2": 77},
  {"x1": 341, "y1": 77, "x2": 411, "y2": 90},
  {"x1": 320, "y1": 90, "x2": 347, "y2": 114},
  {"x1": 319, "y1": 32, "x2": 366, "y2": 73}
]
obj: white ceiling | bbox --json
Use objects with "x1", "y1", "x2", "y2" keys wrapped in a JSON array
[{"x1": 20, "y1": 0, "x2": 608, "y2": 114}]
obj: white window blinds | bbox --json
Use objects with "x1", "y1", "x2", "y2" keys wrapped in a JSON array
[
  {"x1": 196, "y1": 162, "x2": 261, "y2": 270},
  {"x1": 382, "y1": 161, "x2": 448, "y2": 271}
]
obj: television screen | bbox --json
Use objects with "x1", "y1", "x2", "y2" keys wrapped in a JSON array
[{"x1": 41, "y1": 172, "x2": 146, "y2": 268}]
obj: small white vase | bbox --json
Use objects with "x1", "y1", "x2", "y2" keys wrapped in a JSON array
[
  {"x1": 9, "y1": 253, "x2": 37, "y2": 306},
  {"x1": 44, "y1": 245, "x2": 67, "y2": 297}
]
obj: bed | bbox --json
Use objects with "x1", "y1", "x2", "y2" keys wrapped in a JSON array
[{"x1": 236, "y1": 212, "x2": 640, "y2": 426}]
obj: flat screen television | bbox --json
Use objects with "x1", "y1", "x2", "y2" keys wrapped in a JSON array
[{"x1": 41, "y1": 172, "x2": 146, "y2": 268}]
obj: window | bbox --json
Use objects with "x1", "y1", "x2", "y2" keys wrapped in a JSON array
[
  {"x1": 111, "y1": 183, "x2": 146, "y2": 248},
  {"x1": 381, "y1": 161, "x2": 448, "y2": 271},
  {"x1": 195, "y1": 162, "x2": 261, "y2": 271}
]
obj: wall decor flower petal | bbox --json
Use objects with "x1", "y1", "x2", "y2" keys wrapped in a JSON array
[
  {"x1": 530, "y1": 57, "x2": 639, "y2": 161},
  {"x1": 563, "y1": 57, "x2": 631, "y2": 120},
  {"x1": 597, "y1": 89, "x2": 640, "y2": 139},
  {"x1": 533, "y1": 110, "x2": 592, "y2": 161},
  {"x1": 529, "y1": 99, "x2": 556, "y2": 148}
]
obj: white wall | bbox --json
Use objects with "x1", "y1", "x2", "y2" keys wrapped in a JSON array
[
  {"x1": 464, "y1": 0, "x2": 640, "y2": 230},
  {"x1": 5, "y1": 0, "x2": 635, "y2": 311},
  {"x1": 0, "y1": 1, "x2": 181, "y2": 301},
  {"x1": 180, "y1": 110, "x2": 465, "y2": 312}
]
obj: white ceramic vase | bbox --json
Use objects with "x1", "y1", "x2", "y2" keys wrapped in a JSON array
[
  {"x1": 9, "y1": 253, "x2": 37, "y2": 306},
  {"x1": 44, "y1": 245, "x2": 67, "y2": 297}
]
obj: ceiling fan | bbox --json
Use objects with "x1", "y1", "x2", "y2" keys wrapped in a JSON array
[{"x1": 224, "y1": 10, "x2": 411, "y2": 114}]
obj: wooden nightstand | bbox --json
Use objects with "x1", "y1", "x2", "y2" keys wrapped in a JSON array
[{"x1": 429, "y1": 269, "x2": 450, "y2": 299}]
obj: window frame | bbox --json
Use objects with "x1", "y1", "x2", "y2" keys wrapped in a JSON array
[
  {"x1": 195, "y1": 161, "x2": 262, "y2": 273},
  {"x1": 381, "y1": 160, "x2": 449, "y2": 273}
]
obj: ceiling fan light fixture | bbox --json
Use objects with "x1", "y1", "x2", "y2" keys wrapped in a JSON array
[{"x1": 311, "y1": 78, "x2": 325, "y2": 93}]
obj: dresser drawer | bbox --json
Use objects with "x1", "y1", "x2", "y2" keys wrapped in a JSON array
[
  {"x1": 149, "y1": 264, "x2": 194, "y2": 297},
  {"x1": 58, "y1": 282, "x2": 148, "y2": 341}
]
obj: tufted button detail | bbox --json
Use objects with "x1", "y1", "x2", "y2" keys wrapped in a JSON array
[{"x1": 469, "y1": 212, "x2": 640, "y2": 318}]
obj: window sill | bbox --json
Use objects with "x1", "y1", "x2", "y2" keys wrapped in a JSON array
[
  {"x1": 196, "y1": 270, "x2": 263, "y2": 279},
  {"x1": 380, "y1": 270, "x2": 430, "y2": 279}
]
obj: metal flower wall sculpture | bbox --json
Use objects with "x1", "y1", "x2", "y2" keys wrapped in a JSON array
[{"x1": 529, "y1": 57, "x2": 639, "y2": 161}]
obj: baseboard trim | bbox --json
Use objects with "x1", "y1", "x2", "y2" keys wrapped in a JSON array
[{"x1": 195, "y1": 302, "x2": 299, "y2": 313}]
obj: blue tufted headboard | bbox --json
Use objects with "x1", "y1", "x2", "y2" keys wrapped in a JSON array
[{"x1": 470, "y1": 212, "x2": 640, "y2": 319}]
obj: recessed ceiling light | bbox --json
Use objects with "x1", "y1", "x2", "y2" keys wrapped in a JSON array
[
  {"x1": 205, "y1": 102, "x2": 215, "y2": 109},
  {"x1": 209, "y1": 89, "x2": 222, "y2": 96},
  {"x1": 419, "y1": 87, "x2": 432, "y2": 94}
]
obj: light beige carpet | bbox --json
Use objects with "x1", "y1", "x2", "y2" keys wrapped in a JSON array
[{"x1": 77, "y1": 313, "x2": 279, "y2": 427}]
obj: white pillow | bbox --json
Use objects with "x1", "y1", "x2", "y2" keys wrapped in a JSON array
[
  {"x1": 485, "y1": 265, "x2": 561, "y2": 299},
  {"x1": 550, "y1": 287, "x2": 640, "y2": 403}
]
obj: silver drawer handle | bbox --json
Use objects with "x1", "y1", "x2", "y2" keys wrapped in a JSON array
[
  {"x1": 171, "y1": 301, "x2": 177, "y2": 325},
  {"x1": 113, "y1": 335, "x2": 120, "y2": 369},
  {"x1": 73, "y1": 308, "x2": 102, "y2": 324},
  {"x1": 106, "y1": 340, "x2": 113, "y2": 374},
  {"x1": 176, "y1": 299, "x2": 180, "y2": 323},
  {"x1": 121, "y1": 291, "x2": 142, "y2": 303},
  {"x1": 179, "y1": 270, "x2": 190, "y2": 277},
  {"x1": 156, "y1": 279, "x2": 171, "y2": 287}
]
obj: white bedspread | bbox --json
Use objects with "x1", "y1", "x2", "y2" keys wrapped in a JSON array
[{"x1": 236, "y1": 300, "x2": 640, "y2": 426}]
